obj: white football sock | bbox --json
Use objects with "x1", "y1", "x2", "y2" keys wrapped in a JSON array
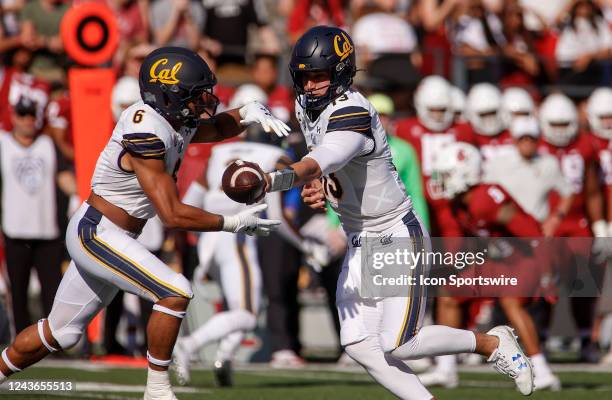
[
  {"x1": 391, "y1": 325, "x2": 476, "y2": 360},
  {"x1": 345, "y1": 335, "x2": 433, "y2": 400},
  {"x1": 183, "y1": 310, "x2": 256, "y2": 353},
  {"x1": 531, "y1": 353, "x2": 552, "y2": 375}
]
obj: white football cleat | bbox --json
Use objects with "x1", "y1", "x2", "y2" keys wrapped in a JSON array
[
  {"x1": 486, "y1": 326, "x2": 534, "y2": 396},
  {"x1": 417, "y1": 369, "x2": 459, "y2": 389},
  {"x1": 534, "y1": 371, "x2": 561, "y2": 391},
  {"x1": 171, "y1": 339, "x2": 191, "y2": 386}
]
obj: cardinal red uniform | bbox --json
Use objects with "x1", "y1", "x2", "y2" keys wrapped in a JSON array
[
  {"x1": 396, "y1": 117, "x2": 465, "y2": 235},
  {"x1": 449, "y1": 183, "x2": 553, "y2": 298},
  {"x1": 456, "y1": 128, "x2": 515, "y2": 162},
  {"x1": 538, "y1": 133, "x2": 596, "y2": 237}
]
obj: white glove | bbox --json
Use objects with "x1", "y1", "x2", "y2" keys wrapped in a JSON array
[
  {"x1": 222, "y1": 204, "x2": 280, "y2": 236},
  {"x1": 239, "y1": 101, "x2": 291, "y2": 137},
  {"x1": 303, "y1": 239, "x2": 331, "y2": 273}
]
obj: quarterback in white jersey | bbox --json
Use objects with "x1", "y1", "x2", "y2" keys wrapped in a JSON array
[
  {"x1": 250, "y1": 26, "x2": 535, "y2": 399},
  {"x1": 0, "y1": 47, "x2": 289, "y2": 400}
]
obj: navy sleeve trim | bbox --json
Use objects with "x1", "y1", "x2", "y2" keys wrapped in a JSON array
[
  {"x1": 327, "y1": 106, "x2": 372, "y2": 137},
  {"x1": 121, "y1": 133, "x2": 166, "y2": 160}
]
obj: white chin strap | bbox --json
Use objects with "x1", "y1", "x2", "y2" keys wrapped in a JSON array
[
  {"x1": 38, "y1": 319, "x2": 59, "y2": 353},
  {"x1": 152, "y1": 304, "x2": 186, "y2": 319},
  {"x1": 147, "y1": 351, "x2": 172, "y2": 367}
]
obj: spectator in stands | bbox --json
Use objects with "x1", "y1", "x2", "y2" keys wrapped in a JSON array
[
  {"x1": 200, "y1": 0, "x2": 280, "y2": 66},
  {"x1": 251, "y1": 53, "x2": 293, "y2": 123},
  {"x1": 555, "y1": 0, "x2": 612, "y2": 87},
  {"x1": 449, "y1": 0, "x2": 504, "y2": 84},
  {"x1": 0, "y1": 48, "x2": 50, "y2": 133},
  {"x1": 286, "y1": 0, "x2": 346, "y2": 44},
  {"x1": 108, "y1": 0, "x2": 151, "y2": 68},
  {"x1": 19, "y1": 0, "x2": 69, "y2": 82},
  {"x1": 1, "y1": 1, "x2": 24, "y2": 38},
  {"x1": 149, "y1": 0, "x2": 204, "y2": 49},
  {"x1": 1, "y1": 96, "x2": 76, "y2": 334},
  {"x1": 0, "y1": 0, "x2": 25, "y2": 57},
  {"x1": 352, "y1": 0, "x2": 422, "y2": 87},
  {"x1": 498, "y1": 1, "x2": 546, "y2": 86}
]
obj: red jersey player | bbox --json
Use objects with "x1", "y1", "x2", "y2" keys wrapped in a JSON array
[
  {"x1": 420, "y1": 141, "x2": 560, "y2": 390},
  {"x1": 459, "y1": 83, "x2": 515, "y2": 161},
  {"x1": 538, "y1": 93, "x2": 606, "y2": 363},
  {"x1": 395, "y1": 75, "x2": 465, "y2": 235}
]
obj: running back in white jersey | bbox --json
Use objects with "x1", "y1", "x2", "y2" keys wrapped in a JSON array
[
  {"x1": 91, "y1": 100, "x2": 197, "y2": 219},
  {"x1": 205, "y1": 141, "x2": 286, "y2": 216},
  {"x1": 296, "y1": 89, "x2": 411, "y2": 232}
]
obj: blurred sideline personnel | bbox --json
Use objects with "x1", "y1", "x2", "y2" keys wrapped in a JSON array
[
  {"x1": 0, "y1": 47, "x2": 289, "y2": 400},
  {"x1": 424, "y1": 141, "x2": 560, "y2": 391},
  {"x1": 252, "y1": 26, "x2": 535, "y2": 399},
  {"x1": 1, "y1": 96, "x2": 75, "y2": 334},
  {"x1": 483, "y1": 116, "x2": 573, "y2": 233},
  {"x1": 174, "y1": 84, "x2": 327, "y2": 386}
]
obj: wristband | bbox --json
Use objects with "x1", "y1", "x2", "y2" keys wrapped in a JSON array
[
  {"x1": 221, "y1": 215, "x2": 238, "y2": 232},
  {"x1": 269, "y1": 167, "x2": 295, "y2": 192}
]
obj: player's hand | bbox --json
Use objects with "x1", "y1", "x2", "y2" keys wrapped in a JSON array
[
  {"x1": 303, "y1": 239, "x2": 331, "y2": 272},
  {"x1": 239, "y1": 101, "x2": 291, "y2": 137},
  {"x1": 222, "y1": 204, "x2": 280, "y2": 236},
  {"x1": 302, "y1": 179, "x2": 325, "y2": 210}
]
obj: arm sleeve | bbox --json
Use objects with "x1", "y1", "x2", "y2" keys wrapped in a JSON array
[{"x1": 304, "y1": 130, "x2": 373, "y2": 176}]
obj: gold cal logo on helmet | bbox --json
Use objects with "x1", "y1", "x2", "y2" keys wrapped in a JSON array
[
  {"x1": 333, "y1": 32, "x2": 353, "y2": 61},
  {"x1": 149, "y1": 58, "x2": 183, "y2": 84}
]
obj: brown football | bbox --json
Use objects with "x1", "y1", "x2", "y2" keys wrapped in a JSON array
[{"x1": 222, "y1": 160, "x2": 266, "y2": 204}]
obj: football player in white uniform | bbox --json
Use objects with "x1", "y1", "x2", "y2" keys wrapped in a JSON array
[
  {"x1": 248, "y1": 26, "x2": 535, "y2": 399},
  {"x1": 0, "y1": 47, "x2": 288, "y2": 400},
  {"x1": 173, "y1": 85, "x2": 326, "y2": 386}
]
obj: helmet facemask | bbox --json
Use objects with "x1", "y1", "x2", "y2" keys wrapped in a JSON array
[{"x1": 291, "y1": 63, "x2": 355, "y2": 112}]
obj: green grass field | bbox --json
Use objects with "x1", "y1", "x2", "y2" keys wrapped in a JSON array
[{"x1": 1, "y1": 363, "x2": 611, "y2": 400}]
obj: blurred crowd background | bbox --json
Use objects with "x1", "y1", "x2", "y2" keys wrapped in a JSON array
[{"x1": 0, "y1": 0, "x2": 611, "y2": 372}]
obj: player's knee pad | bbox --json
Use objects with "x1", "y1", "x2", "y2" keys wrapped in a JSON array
[
  {"x1": 380, "y1": 331, "x2": 405, "y2": 354},
  {"x1": 49, "y1": 324, "x2": 83, "y2": 350},
  {"x1": 37, "y1": 319, "x2": 59, "y2": 353},
  {"x1": 344, "y1": 336, "x2": 379, "y2": 369},
  {"x1": 233, "y1": 309, "x2": 257, "y2": 331}
]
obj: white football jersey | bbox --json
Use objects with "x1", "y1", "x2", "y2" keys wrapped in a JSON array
[
  {"x1": 205, "y1": 141, "x2": 286, "y2": 216},
  {"x1": 296, "y1": 89, "x2": 412, "y2": 232},
  {"x1": 91, "y1": 100, "x2": 196, "y2": 219}
]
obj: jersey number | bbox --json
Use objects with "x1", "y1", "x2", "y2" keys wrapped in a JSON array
[
  {"x1": 133, "y1": 109, "x2": 145, "y2": 124},
  {"x1": 331, "y1": 93, "x2": 348, "y2": 107},
  {"x1": 322, "y1": 173, "x2": 343, "y2": 202},
  {"x1": 487, "y1": 187, "x2": 506, "y2": 204}
]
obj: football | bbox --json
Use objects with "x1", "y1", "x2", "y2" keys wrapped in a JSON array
[{"x1": 222, "y1": 160, "x2": 266, "y2": 204}]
